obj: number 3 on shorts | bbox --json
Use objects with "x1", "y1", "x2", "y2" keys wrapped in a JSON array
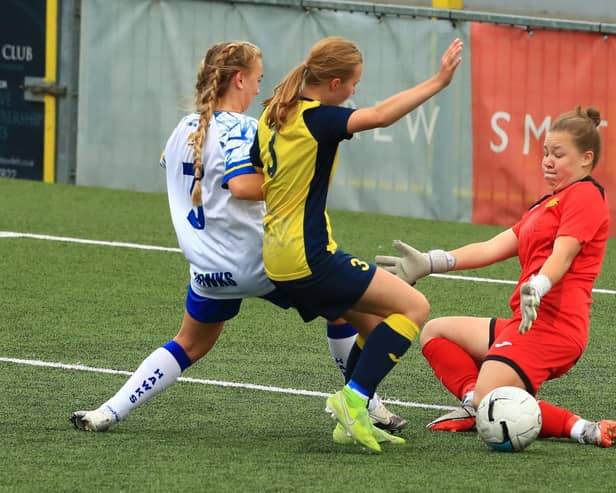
[{"x1": 350, "y1": 258, "x2": 370, "y2": 271}]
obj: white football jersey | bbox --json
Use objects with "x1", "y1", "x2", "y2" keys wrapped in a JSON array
[{"x1": 162, "y1": 111, "x2": 274, "y2": 299}]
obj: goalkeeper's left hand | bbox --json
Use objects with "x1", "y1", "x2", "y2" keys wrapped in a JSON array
[{"x1": 519, "y1": 274, "x2": 552, "y2": 334}]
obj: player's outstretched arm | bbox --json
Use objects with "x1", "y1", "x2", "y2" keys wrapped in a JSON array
[
  {"x1": 376, "y1": 227, "x2": 520, "y2": 286},
  {"x1": 347, "y1": 38, "x2": 463, "y2": 134}
]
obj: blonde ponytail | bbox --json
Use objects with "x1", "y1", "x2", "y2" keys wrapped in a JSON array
[{"x1": 263, "y1": 36, "x2": 362, "y2": 130}]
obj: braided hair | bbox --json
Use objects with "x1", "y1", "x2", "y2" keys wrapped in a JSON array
[{"x1": 190, "y1": 41, "x2": 261, "y2": 205}]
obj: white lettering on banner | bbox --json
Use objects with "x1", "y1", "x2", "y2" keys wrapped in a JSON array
[
  {"x1": 374, "y1": 127, "x2": 393, "y2": 142},
  {"x1": 491, "y1": 111, "x2": 609, "y2": 155},
  {"x1": 404, "y1": 105, "x2": 439, "y2": 145},
  {"x1": 1, "y1": 45, "x2": 33, "y2": 62},
  {"x1": 343, "y1": 100, "x2": 439, "y2": 144},
  {"x1": 524, "y1": 115, "x2": 551, "y2": 155},
  {"x1": 0, "y1": 168, "x2": 17, "y2": 178},
  {"x1": 490, "y1": 111, "x2": 510, "y2": 153}
]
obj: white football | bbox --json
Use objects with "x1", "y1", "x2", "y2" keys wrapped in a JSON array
[{"x1": 476, "y1": 386, "x2": 542, "y2": 452}]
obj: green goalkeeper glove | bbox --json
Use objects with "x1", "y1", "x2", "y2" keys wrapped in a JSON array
[
  {"x1": 519, "y1": 274, "x2": 552, "y2": 334},
  {"x1": 375, "y1": 240, "x2": 455, "y2": 286}
]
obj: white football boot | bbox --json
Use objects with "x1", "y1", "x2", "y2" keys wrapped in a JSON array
[
  {"x1": 70, "y1": 409, "x2": 115, "y2": 432},
  {"x1": 369, "y1": 401, "x2": 408, "y2": 432}
]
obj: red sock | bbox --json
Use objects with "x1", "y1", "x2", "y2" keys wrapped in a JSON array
[
  {"x1": 538, "y1": 400, "x2": 579, "y2": 438},
  {"x1": 422, "y1": 337, "x2": 479, "y2": 400}
]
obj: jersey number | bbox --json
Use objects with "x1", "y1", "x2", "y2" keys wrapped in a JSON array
[
  {"x1": 267, "y1": 133, "x2": 278, "y2": 178},
  {"x1": 183, "y1": 163, "x2": 205, "y2": 230},
  {"x1": 350, "y1": 258, "x2": 370, "y2": 271}
]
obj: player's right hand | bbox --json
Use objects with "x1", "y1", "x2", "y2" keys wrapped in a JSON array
[{"x1": 437, "y1": 38, "x2": 464, "y2": 87}]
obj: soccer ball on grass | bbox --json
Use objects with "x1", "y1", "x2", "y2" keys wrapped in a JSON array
[{"x1": 476, "y1": 386, "x2": 542, "y2": 452}]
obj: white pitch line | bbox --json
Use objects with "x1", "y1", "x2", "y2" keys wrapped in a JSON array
[
  {"x1": 430, "y1": 273, "x2": 616, "y2": 295},
  {"x1": 0, "y1": 231, "x2": 182, "y2": 253},
  {"x1": 2, "y1": 230, "x2": 615, "y2": 295},
  {"x1": 0, "y1": 356, "x2": 455, "y2": 410},
  {"x1": 0, "y1": 356, "x2": 455, "y2": 411}
]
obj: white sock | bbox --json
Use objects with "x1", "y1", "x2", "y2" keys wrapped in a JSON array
[
  {"x1": 326, "y1": 322, "x2": 383, "y2": 413},
  {"x1": 98, "y1": 342, "x2": 190, "y2": 422},
  {"x1": 367, "y1": 394, "x2": 382, "y2": 413},
  {"x1": 326, "y1": 322, "x2": 357, "y2": 376},
  {"x1": 462, "y1": 391, "x2": 475, "y2": 407},
  {"x1": 570, "y1": 418, "x2": 589, "y2": 442}
]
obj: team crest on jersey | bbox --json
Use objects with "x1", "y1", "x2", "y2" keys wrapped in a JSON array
[{"x1": 545, "y1": 197, "x2": 559, "y2": 208}]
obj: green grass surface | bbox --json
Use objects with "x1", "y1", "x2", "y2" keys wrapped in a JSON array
[{"x1": 1, "y1": 178, "x2": 615, "y2": 492}]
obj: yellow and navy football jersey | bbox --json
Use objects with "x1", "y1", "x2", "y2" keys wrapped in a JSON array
[{"x1": 251, "y1": 98, "x2": 354, "y2": 281}]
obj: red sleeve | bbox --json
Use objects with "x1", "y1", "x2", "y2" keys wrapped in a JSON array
[{"x1": 558, "y1": 182, "x2": 607, "y2": 245}]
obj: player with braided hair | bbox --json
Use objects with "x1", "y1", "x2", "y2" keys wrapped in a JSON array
[
  {"x1": 376, "y1": 106, "x2": 616, "y2": 448},
  {"x1": 70, "y1": 41, "x2": 404, "y2": 435}
]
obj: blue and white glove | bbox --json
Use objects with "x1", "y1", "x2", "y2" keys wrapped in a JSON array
[
  {"x1": 375, "y1": 240, "x2": 455, "y2": 286},
  {"x1": 519, "y1": 274, "x2": 552, "y2": 334}
]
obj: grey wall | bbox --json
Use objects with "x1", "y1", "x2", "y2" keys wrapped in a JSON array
[{"x1": 76, "y1": 0, "x2": 473, "y2": 222}]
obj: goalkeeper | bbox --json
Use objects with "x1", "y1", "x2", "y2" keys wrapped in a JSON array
[{"x1": 376, "y1": 106, "x2": 616, "y2": 448}]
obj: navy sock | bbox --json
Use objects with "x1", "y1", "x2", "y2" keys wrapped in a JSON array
[{"x1": 350, "y1": 322, "x2": 412, "y2": 395}]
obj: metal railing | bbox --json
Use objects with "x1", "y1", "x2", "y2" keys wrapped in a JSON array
[{"x1": 223, "y1": 0, "x2": 616, "y2": 33}]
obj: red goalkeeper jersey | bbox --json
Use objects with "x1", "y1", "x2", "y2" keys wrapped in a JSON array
[{"x1": 510, "y1": 177, "x2": 609, "y2": 344}]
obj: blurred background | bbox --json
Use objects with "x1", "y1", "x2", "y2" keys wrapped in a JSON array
[{"x1": 2, "y1": 0, "x2": 615, "y2": 233}]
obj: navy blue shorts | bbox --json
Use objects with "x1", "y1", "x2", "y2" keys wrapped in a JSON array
[
  {"x1": 185, "y1": 285, "x2": 293, "y2": 323},
  {"x1": 271, "y1": 249, "x2": 376, "y2": 322}
]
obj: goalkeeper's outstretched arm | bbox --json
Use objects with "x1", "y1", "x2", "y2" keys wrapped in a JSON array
[
  {"x1": 448, "y1": 228, "x2": 518, "y2": 270},
  {"x1": 375, "y1": 228, "x2": 519, "y2": 285}
]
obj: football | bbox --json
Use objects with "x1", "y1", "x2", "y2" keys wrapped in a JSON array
[{"x1": 476, "y1": 386, "x2": 542, "y2": 452}]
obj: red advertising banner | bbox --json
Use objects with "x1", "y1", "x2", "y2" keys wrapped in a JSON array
[{"x1": 471, "y1": 23, "x2": 616, "y2": 236}]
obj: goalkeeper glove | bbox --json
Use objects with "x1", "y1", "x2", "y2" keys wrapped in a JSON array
[
  {"x1": 375, "y1": 240, "x2": 455, "y2": 286},
  {"x1": 519, "y1": 274, "x2": 552, "y2": 334}
]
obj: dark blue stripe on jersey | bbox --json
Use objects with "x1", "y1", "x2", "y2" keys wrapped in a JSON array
[
  {"x1": 302, "y1": 106, "x2": 354, "y2": 264},
  {"x1": 182, "y1": 162, "x2": 194, "y2": 175},
  {"x1": 221, "y1": 164, "x2": 257, "y2": 189},
  {"x1": 230, "y1": 157, "x2": 252, "y2": 166},
  {"x1": 162, "y1": 340, "x2": 192, "y2": 371},
  {"x1": 305, "y1": 105, "x2": 354, "y2": 143},
  {"x1": 250, "y1": 133, "x2": 264, "y2": 169}
]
